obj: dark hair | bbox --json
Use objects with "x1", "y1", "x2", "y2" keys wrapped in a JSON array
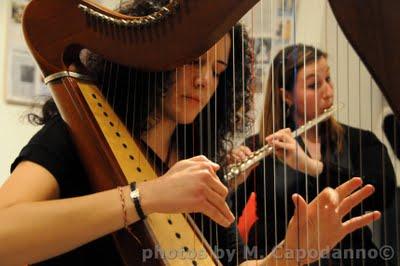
[
  {"x1": 27, "y1": 98, "x2": 58, "y2": 125},
  {"x1": 260, "y1": 44, "x2": 343, "y2": 151},
  {"x1": 30, "y1": 1, "x2": 253, "y2": 167}
]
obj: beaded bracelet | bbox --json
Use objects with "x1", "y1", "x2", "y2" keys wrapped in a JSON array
[{"x1": 117, "y1": 186, "x2": 141, "y2": 244}]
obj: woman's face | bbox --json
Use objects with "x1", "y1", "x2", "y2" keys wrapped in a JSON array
[
  {"x1": 162, "y1": 34, "x2": 231, "y2": 124},
  {"x1": 287, "y1": 56, "x2": 334, "y2": 121}
]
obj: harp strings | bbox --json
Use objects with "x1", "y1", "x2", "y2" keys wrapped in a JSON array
[
  {"x1": 97, "y1": 0, "x2": 395, "y2": 263},
  {"x1": 270, "y1": 0, "x2": 277, "y2": 256},
  {"x1": 280, "y1": 2, "x2": 288, "y2": 249},
  {"x1": 260, "y1": 0, "x2": 268, "y2": 256},
  {"x1": 231, "y1": 24, "x2": 240, "y2": 265},
  {"x1": 252, "y1": 0, "x2": 376, "y2": 262},
  {"x1": 242, "y1": 11, "x2": 249, "y2": 261},
  {"x1": 214, "y1": 36, "x2": 219, "y2": 251},
  {"x1": 346, "y1": 36, "x2": 353, "y2": 263}
]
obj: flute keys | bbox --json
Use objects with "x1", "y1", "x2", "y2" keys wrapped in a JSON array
[{"x1": 231, "y1": 166, "x2": 240, "y2": 176}]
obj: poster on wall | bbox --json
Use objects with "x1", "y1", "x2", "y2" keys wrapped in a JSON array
[
  {"x1": 240, "y1": 0, "x2": 296, "y2": 134},
  {"x1": 248, "y1": 1, "x2": 295, "y2": 95},
  {"x1": 4, "y1": 0, "x2": 50, "y2": 105},
  {"x1": 253, "y1": 37, "x2": 272, "y2": 93},
  {"x1": 3, "y1": 0, "x2": 124, "y2": 105},
  {"x1": 277, "y1": 0, "x2": 294, "y2": 16}
]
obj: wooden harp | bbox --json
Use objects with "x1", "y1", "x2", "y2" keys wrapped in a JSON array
[
  {"x1": 328, "y1": 1, "x2": 400, "y2": 263},
  {"x1": 22, "y1": 0, "x2": 258, "y2": 265},
  {"x1": 232, "y1": 0, "x2": 399, "y2": 265},
  {"x1": 329, "y1": 0, "x2": 400, "y2": 120}
]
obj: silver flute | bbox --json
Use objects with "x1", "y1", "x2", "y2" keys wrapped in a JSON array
[{"x1": 224, "y1": 105, "x2": 337, "y2": 182}]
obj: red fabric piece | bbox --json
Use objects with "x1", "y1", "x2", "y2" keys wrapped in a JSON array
[{"x1": 237, "y1": 192, "x2": 258, "y2": 244}]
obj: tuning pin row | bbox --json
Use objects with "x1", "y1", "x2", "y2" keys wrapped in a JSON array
[{"x1": 78, "y1": 1, "x2": 179, "y2": 28}]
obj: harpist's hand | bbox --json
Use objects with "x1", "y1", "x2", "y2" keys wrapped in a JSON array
[
  {"x1": 266, "y1": 128, "x2": 323, "y2": 176},
  {"x1": 281, "y1": 177, "x2": 380, "y2": 265},
  {"x1": 139, "y1": 155, "x2": 235, "y2": 227}
]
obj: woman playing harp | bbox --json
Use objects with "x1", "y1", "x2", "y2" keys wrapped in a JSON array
[
  {"x1": 0, "y1": 2, "x2": 382, "y2": 266},
  {"x1": 233, "y1": 44, "x2": 397, "y2": 265}
]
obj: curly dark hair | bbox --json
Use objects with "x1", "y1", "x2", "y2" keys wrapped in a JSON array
[{"x1": 30, "y1": 0, "x2": 254, "y2": 167}]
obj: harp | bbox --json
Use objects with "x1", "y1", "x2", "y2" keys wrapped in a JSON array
[
  {"x1": 232, "y1": 0, "x2": 400, "y2": 265},
  {"x1": 328, "y1": 2, "x2": 400, "y2": 263},
  {"x1": 329, "y1": 0, "x2": 400, "y2": 119},
  {"x1": 22, "y1": 0, "x2": 258, "y2": 265},
  {"x1": 22, "y1": 0, "x2": 399, "y2": 265}
]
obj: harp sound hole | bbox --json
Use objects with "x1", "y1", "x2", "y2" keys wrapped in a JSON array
[
  {"x1": 183, "y1": 246, "x2": 189, "y2": 252},
  {"x1": 92, "y1": 93, "x2": 97, "y2": 99},
  {"x1": 175, "y1": 233, "x2": 181, "y2": 239},
  {"x1": 129, "y1": 155, "x2": 134, "y2": 160},
  {"x1": 97, "y1": 103, "x2": 102, "y2": 107},
  {"x1": 116, "y1": 132, "x2": 121, "y2": 137},
  {"x1": 122, "y1": 143, "x2": 127, "y2": 148},
  {"x1": 103, "y1": 112, "x2": 108, "y2": 117},
  {"x1": 167, "y1": 219, "x2": 173, "y2": 224},
  {"x1": 109, "y1": 122, "x2": 114, "y2": 127},
  {"x1": 136, "y1": 167, "x2": 142, "y2": 172},
  {"x1": 192, "y1": 261, "x2": 197, "y2": 266}
]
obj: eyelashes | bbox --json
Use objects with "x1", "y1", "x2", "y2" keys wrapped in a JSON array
[{"x1": 307, "y1": 76, "x2": 331, "y2": 89}]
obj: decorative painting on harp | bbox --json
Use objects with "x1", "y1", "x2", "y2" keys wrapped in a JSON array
[{"x1": 0, "y1": 1, "x2": 398, "y2": 266}]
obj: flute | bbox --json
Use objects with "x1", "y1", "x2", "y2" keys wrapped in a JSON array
[{"x1": 224, "y1": 105, "x2": 337, "y2": 182}]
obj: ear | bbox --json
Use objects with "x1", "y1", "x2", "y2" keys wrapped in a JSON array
[{"x1": 279, "y1": 88, "x2": 293, "y2": 106}]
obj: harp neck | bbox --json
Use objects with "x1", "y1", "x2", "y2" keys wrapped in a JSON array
[{"x1": 23, "y1": 0, "x2": 259, "y2": 77}]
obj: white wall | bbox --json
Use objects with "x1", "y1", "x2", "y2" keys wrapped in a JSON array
[
  {"x1": 295, "y1": 0, "x2": 326, "y2": 47},
  {"x1": 0, "y1": 1, "x2": 39, "y2": 185}
]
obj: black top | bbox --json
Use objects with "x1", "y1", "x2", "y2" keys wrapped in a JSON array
[
  {"x1": 234, "y1": 123, "x2": 397, "y2": 265},
  {"x1": 11, "y1": 115, "x2": 246, "y2": 266},
  {"x1": 383, "y1": 114, "x2": 400, "y2": 159}
]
